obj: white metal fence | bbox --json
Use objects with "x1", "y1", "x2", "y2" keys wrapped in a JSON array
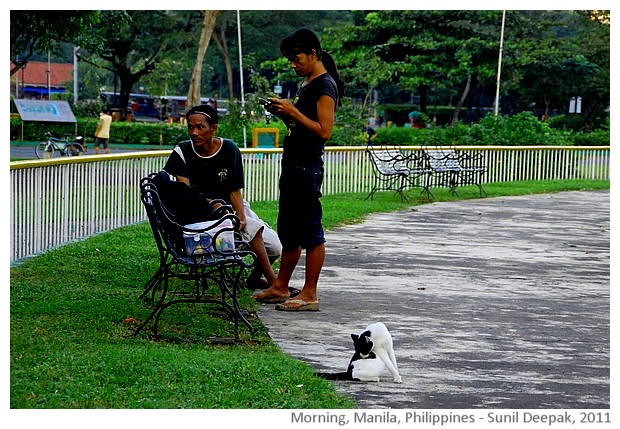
[{"x1": 10, "y1": 146, "x2": 609, "y2": 263}]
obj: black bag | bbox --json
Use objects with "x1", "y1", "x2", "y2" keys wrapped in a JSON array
[{"x1": 151, "y1": 171, "x2": 216, "y2": 225}]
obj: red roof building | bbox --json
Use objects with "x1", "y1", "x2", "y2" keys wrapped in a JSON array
[{"x1": 10, "y1": 61, "x2": 74, "y2": 99}]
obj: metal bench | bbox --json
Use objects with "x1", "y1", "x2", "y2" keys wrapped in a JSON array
[
  {"x1": 365, "y1": 144, "x2": 429, "y2": 202},
  {"x1": 135, "y1": 172, "x2": 257, "y2": 339},
  {"x1": 422, "y1": 146, "x2": 487, "y2": 198}
]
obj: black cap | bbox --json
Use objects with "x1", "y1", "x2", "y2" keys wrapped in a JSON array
[{"x1": 185, "y1": 104, "x2": 218, "y2": 125}]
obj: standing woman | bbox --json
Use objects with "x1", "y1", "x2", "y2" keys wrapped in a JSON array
[{"x1": 253, "y1": 28, "x2": 344, "y2": 311}]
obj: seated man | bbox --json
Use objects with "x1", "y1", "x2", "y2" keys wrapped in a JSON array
[{"x1": 163, "y1": 104, "x2": 280, "y2": 289}]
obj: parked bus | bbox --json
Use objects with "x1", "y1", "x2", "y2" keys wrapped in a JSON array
[
  {"x1": 99, "y1": 92, "x2": 229, "y2": 122},
  {"x1": 157, "y1": 95, "x2": 229, "y2": 121},
  {"x1": 99, "y1": 92, "x2": 160, "y2": 120}
]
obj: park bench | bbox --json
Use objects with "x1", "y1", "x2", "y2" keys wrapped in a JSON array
[
  {"x1": 365, "y1": 144, "x2": 430, "y2": 202},
  {"x1": 135, "y1": 172, "x2": 257, "y2": 338},
  {"x1": 421, "y1": 146, "x2": 487, "y2": 199}
]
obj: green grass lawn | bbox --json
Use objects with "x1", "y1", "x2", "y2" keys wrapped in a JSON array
[{"x1": 10, "y1": 180, "x2": 609, "y2": 408}]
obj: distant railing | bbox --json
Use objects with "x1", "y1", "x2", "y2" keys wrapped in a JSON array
[{"x1": 10, "y1": 146, "x2": 609, "y2": 263}]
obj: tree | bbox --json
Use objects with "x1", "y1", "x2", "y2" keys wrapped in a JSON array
[
  {"x1": 78, "y1": 10, "x2": 194, "y2": 119},
  {"x1": 501, "y1": 10, "x2": 609, "y2": 124},
  {"x1": 323, "y1": 25, "x2": 393, "y2": 120},
  {"x1": 10, "y1": 11, "x2": 101, "y2": 76},
  {"x1": 187, "y1": 11, "x2": 221, "y2": 108},
  {"x1": 322, "y1": 11, "x2": 502, "y2": 124}
]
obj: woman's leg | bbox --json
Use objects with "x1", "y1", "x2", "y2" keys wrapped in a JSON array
[{"x1": 293, "y1": 243, "x2": 324, "y2": 303}]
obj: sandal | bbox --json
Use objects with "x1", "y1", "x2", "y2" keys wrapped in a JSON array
[{"x1": 275, "y1": 299, "x2": 320, "y2": 311}]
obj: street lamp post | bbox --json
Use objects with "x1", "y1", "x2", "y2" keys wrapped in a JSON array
[
  {"x1": 494, "y1": 10, "x2": 506, "y2": 117},
  {"x1": 237, "y1": 10, "x2": 247, "y2": 148},
  {"x1": 74, "y1": 46, "x2": 80, "y2": 104}
]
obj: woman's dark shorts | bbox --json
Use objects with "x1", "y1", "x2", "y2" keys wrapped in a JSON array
[{"x1": 277, "y1": 166, "x2": 325, "y2": 250}]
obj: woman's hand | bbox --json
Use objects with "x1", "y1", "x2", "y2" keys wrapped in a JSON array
[
  {"x1": 268, "y1": 96, "x2": 335, "y2": 141},
  {"x1": 266, "y1": 98, "x2": 295, "y2": 116}
]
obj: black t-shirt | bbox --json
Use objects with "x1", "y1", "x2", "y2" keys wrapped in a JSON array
[
  {"x1": 282, "y1": 73, "x2": 338, "y2": 168},
  {"x1": 163, "y1": 138, "x2": 244, "y2": 204}
]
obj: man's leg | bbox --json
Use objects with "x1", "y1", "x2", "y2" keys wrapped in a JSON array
[
  {"x1": 243, "y1": 205, "x2": 281, "y2": 288},
  {"x1": 253, "y1": 245, "x2": 300, "y2": 301},
  {"x1": 247, "y1": 231, "x2": 277, "y2": 287}
]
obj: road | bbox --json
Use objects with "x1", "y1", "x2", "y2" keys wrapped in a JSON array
[{"x1": 9, "y1": 145, "x2": 168, "y2": 160}]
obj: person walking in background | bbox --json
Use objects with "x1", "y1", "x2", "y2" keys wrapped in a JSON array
[
  {"x1": 365, "y1": 121, "x2": 377, "y2": 144},
  {"x1": 93, "y1": 108, "x2": 112, "y2": 154},
  {"x1": 408, "y1": 110, "x2": 424, "y2": 129},
  {"x1": 253, "y1": 28, "x2": 345, "y2": 311},
  {"x1": 131, "y1": 99, "x2": 139, "y2": 119}
]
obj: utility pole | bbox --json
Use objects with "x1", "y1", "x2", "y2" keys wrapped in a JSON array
[
  {"x1": 494, "y1": 10, "x2": 506, "y2": 117},
  {"x1": 237, "y1": 10, "x2": 247, "y2": 147},
  {"x1": 74, "y1": 46, "x2": 80, "y2": 104}
]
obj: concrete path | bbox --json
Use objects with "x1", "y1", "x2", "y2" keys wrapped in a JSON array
[{"x1": 256, "y1": 191, "x2": 610, "y2": 409}]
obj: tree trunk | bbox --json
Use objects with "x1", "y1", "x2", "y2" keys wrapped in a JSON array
[
  {"x1": 417, "y1": 83, "x2": 428, "y2": 114},
  {"x1": 451, "y1": 74, "x2": 472, "y2": 126},
  {"x1": 118, "y1": 64, "x2": 138, "y2": 121},
  {"x1": 187, "y1": 11, "x2": 221, "y2": 109},
  {"x1": 360, "y1": 86, "x2": 376, "y2": 119},
  {"x1": 213, "y1": 25, "x2": 234, "y2": 100},
  {"x1": 542, "y1": 94, "x2": 550, "y2": 121}
]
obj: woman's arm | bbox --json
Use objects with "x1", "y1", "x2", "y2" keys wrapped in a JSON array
[{"x1": 268, "y1": 95, "x2": 336, "y2": 141}]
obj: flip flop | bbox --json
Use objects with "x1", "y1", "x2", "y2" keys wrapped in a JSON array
[
  {"x1": 252, "y1": 292, "x2": 289, "y2": 303},
  {"x1": 251, "y1": 286, "x2": 301, "y2": 303},
  {"x1": 275, "y1": 299, "x2": 320, "y2": 311}
]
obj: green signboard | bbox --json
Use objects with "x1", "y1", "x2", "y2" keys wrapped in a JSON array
[{"x1": 14, "y1": 99, "x2": 76, "y2": 123}]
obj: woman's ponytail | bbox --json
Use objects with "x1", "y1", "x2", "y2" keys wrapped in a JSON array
[{"x1": 320, "y1": 50, "x2": 345, "y2": 106}]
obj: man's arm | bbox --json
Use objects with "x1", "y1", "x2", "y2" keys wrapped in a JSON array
[
  {"x1": 175, "y1": 175, "x2": 190, "y2": 186},
  {"x1": 229, "y1": 189, "x2": 246, "y2": 231}
]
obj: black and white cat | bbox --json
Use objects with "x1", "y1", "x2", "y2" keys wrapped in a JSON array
[{"x1": 316, "y1": 322, "x2": 402, "y2": 383}]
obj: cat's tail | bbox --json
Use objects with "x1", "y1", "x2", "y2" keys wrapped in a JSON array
[{"x1": 314, "y1": 371, "x2": 351, "y2": 380}]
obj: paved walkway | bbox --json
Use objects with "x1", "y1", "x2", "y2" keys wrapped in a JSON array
[{"x1": 256, "y1": 191, "x2": 610, "y2": 409}]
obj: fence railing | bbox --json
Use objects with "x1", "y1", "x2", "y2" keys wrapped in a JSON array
[{"x1": 10, "y1": 146, "x2": 609, "y2": 263}]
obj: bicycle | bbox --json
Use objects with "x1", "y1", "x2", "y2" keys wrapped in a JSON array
[{"x1": 35, "y1": 132, "x2": 86, "y2": 159}]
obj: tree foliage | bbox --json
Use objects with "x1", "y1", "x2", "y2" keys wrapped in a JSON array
[
  {"x1": 317, "y1": 10, "x2": 609, "y2": 127},
  {"x1": 78, "y1": 10, "x2": 200, "y2": 118},
  {"x1": 17, "y1": 10, "x2": 608, "y2": 130},
  {"x1": 10, "y1": 10, "x2": 101, "y2": 75}
]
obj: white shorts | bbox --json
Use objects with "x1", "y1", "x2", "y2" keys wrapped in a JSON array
[{"x1": 238, "y1": 200, "x2": 282, "y2": 259}]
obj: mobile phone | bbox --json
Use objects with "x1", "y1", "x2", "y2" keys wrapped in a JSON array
[{"x1": 258, "y1": 97, "x2": 271, "y2": 106}]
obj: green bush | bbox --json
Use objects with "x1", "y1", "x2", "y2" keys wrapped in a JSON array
[
  {"x1": 547, "y1": 114, "x2": 589, "y2": 132},
  {"x1": 373, "y1": 126, "x2": 431, "y2": 146},
  {"x1": 365, "y1": 111, "x2": 596, "y2": 148},
  {"x1": 570, "y1": 129, "x2": 610, "y2": 146},
  {"x1": 10, "y1": 116, "x2": 189, "y2": 146},
  {"x1": 379, "y1": 104, "x2": 467, "y2": 127},
  {"x1": 547, "y1": 112, "x2": 610, "y2": 132},
  {"x1": 469, "y1": 112, "x2": 573, "y2": 146},
  {"x1": 11, "y1": 109, "x2": 609, "y2": 148}
]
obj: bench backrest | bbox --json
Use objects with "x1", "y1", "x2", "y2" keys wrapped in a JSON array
[
  {"x1": 424, "y1": 149, "x2": 461, "y2": 172},
  {"x1": 367, "y1": 146, "x2": 411, "y2": 175},
  {"x1": 140, "y1": 173, "x2": 244, "y2": 265}
]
